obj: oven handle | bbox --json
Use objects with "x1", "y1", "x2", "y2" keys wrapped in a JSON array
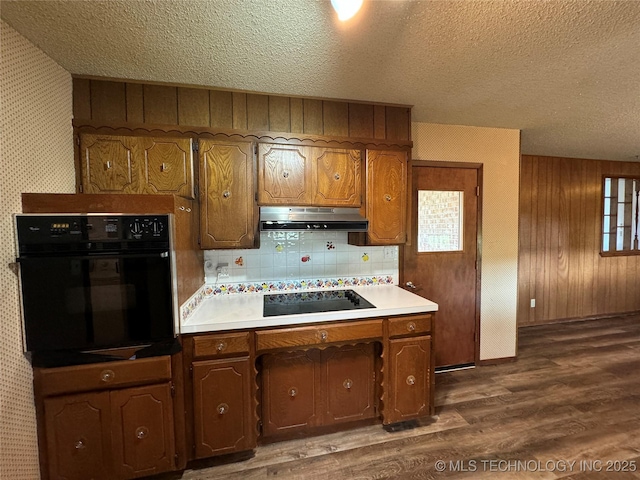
[{"x1": 17, "y1": 251, "x2": 170, "y2": 261}]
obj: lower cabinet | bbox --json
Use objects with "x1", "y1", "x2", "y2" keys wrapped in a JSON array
[
  {"x1": 385, "y1": 335, "x2": 432, "y2": 424},
  {"x1": 43, "y1": 383, "x2": 175, "y2": 480},
  {"x1": 192, "y1": 357, "x2": 257, "y2": 457},
  {"x1": 261, "y1": 344, "x2": 377, "y2": 438}
]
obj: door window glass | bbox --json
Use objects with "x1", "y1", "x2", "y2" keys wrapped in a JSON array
[{"x1": 417, "y1": 190, "x2": 464, "y2": 252}]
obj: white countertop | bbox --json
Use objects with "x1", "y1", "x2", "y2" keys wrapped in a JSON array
[{"x1": 180, "y1": 285, "x2": 438, "y2": 334}]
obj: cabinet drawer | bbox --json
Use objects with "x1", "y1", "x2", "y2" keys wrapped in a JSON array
[
  {"x1": 35, "y1": 356, "x2": 171, "y2": 397},
  {"x1": 388, "y1": 314, "x2": 432, "y2": 338},
  {"x1": 192, "y1": 332, "x2": 251, "y2": 358},
  {"x1": 256, "y1": 319, "x2": 383, "y2": 352}
]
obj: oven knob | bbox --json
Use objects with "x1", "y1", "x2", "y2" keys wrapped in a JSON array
[
  {"x1": 150, "y1": 220, "x2": 164, "y2": 235},
  {"x1": 129, "y1": 221, "x2": 142, "y2": 235}
]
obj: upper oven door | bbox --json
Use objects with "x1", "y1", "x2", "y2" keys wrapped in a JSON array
[{"x1": 18, "y1": 251, "x2": 174, "y2": 353}]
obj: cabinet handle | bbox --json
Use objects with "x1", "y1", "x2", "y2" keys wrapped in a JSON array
[
  {"x1": 100, "y1": 369, "x2": 115, "y2": 382},
  {"x1": 283, "y1": 171, "x2": 290, "y2": 179},
  {"x1": 217, "y1": 403, "x2": 229, "y2": 415},
  {"x1": 407, "y1": 322, "x2": 416, "y2": 332},
  {"x1": 334, "y1": 173, "x2": 341, "y2": 180},
  {"x1": 384, "y1": 194, "x2": 392, "y2": 202},
  {"x1": 160, "y1": 162, "x2": 167, "y2": 172},
  {"x1": 135, "y1": 426, "x2": 149, "y2": 439},
  {"x1": 289, "y1": 387, "x2": 298, "y2": 397},
  {"x1": 216, "y1": 341, "x2": 227, "y2": 352},
  {"x1": 222, "y1": 190, "x2": 231, "y2": 199},
  {"x1": 406, "y1": 375, "x2": 416, "y2": 386},
  {"x1": 343, "y1": 379, "x2": 353, "y2": 390},
  {"x1": 105, "y1": 161, "x2": 112, "y2": 170},
  {"x1": 318, "y1": 330, "x2": 328, "y2": 342},
  {"x1": 74, "y1": 439, "x2": 86, "y2": 450}
]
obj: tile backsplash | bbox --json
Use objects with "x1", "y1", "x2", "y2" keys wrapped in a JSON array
[{"x1": 204, "y1": 231, "x2": 398, "y2": 285}]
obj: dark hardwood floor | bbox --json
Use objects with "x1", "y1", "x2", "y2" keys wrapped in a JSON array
[{"x1": 175, "y1": 315, "x2": 640, "y2": 479}]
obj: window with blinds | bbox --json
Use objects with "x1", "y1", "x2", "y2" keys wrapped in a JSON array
[{"x1": 602, "y1": 176, "x2": 640, "y2": 255}]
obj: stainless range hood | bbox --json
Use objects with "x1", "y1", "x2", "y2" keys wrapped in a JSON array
[{"x1": 259, "y1": 207, "x2": 368, "y2": 232}]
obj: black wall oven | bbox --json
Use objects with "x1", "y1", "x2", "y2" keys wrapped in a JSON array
[{"x1": 16, "y1": 214, "x2": 177, "y2": 366}]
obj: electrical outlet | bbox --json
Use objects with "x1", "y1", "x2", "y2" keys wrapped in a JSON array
[
  {"x1": 383, "y1": 246, "x2": 397, "y2": 260},
  {"x1": 216, "y1": 263, "x2": 230, "y2": 280},
  {"x1": 530, "y1": 298, "x2": 536, "y2": 308}
]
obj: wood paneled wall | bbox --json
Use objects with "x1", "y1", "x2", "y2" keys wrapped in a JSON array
[
  {"x1": 72, "y1": 78, "x2": 411, "y2": 142},
  {"x1": 518, "y1": 155, "x2": 640, "y2": 325}
]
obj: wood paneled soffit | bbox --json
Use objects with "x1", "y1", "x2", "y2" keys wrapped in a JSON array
[{"x1": 72, "y1": 78, "x2": 413, "y2": 149}]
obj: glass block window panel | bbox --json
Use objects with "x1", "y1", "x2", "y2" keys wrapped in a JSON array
[
  {"x1": 602, "y1": 176, "x2": 639, "y2": 254},
  {"x1": 417, "y1": 190, "x2": 464, "y2": 252}
]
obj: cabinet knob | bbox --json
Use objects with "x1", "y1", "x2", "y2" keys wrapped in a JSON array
[
  {"x1": 74, "y1": 439, "x2": 86, "y2": 450},
  {"x1": 222, "y1": 190, "x2": 231, "y2": 198},
  {"x1": 216, "y1": 341, "x2": 227, "y2": 352},
  {"x1": 105, "y1": 161, "x2": 112, "y2": 170},
  {"x1": 406, "y1": 375, "x2": 416, "y2": 386},
  {"x1": 100, "y1": 369, "x2": 115, "y2": 382},
  {"x1": 334, "y1": 173, "x2": 341, "y2": 180},
  {"x1": 217, "y1": 403, "x2": 229, "y2": 415},
  {"x1": 135, "y1": 426, "x2": 149, "y2": 440},
  {"x1": 283, "y1": 171, "x2": 290, "y2": 178},
  {"x1": 343, "y1": 379, "x2": 353, "y2": 390},
  {"x1": 407, "y1": 322, "x2": 416, "y2": 332},
  {"x1": 289, "y1": 387, "x2": 298, "y2": 397},
  {"x1": 318, "y1": 330, "x2": 328, "y2": 342},
  {"x1": 384, "y1": 194, "x2": 392, "y2": 202}
]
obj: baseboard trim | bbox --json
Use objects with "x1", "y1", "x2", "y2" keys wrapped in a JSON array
[
  {"x1": 518, "y1": 310, "x2": 640, "y2": 328},
  {"x1": 477, "y1": 356, "x2": 517, "y2": 366}
]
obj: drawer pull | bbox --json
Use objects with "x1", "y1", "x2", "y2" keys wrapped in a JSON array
[
  {"x1": 217, "y1": 403, "x2": 229, "y2": 415},
  {"x1": 216, "y1": 341, "x2": 227, "y2": 352},
  {"x1": 318, "y1": 330, "x2": 328, "y2": 342},
  {"x1": 407, "y1": 322, "x2": 416, "y2": 332},
  {"x1": 343, "y1": 379, "x2": 353, "y2": 390},
  {"x1": 222, "y1": 190, "x2": 231, "y2": 199},
  {"x1": 100, "y1": 369, "x2": 115, "y2": 383},
  {"x1": 384, "y1": 194, "x2": 392, "y2": 202},
  {"x1": 105, "y1": 161, "x2": 112, "y2": 170},
  {"x1": 334, "y1": 173, "x2": 341, "y2": 180},
  {"x1": 283, "y1": 171, "x2": 290, "y2": 179},
  {"x1": 406, "y1": 375, "x2": 416, "y2": 386},
  {"x1": 289, "y1": 387, "x2": 298, "y2": 397},
  {"x1": 135, "y1": 426, "x2": 149, "y2": 440},
  {"x1": 74, "y1": 439, "x2": 86, "y2": 450}
]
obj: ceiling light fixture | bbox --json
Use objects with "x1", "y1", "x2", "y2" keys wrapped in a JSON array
[{"x1": 331, "y1": 0, "x2": 363, "y2": 21}]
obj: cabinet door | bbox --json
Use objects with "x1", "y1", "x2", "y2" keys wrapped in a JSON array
[
  {"x1": 141, "y1": 137, "x2": 194, "y2": 198},
  {"x1": 323, "y1": 344, "x2": 376, "y2": 425},
  {"x1": 312, "y1": 148, "x2": 362, "y2": 206},
  {"x1": 80, "y1": 134, "x2": 137, "y2": 193},
  {"x1": 385, "y1": 336, "x2": 431, "y2": 424},
  {"x1": 199, "y1": 139, "x2": 257, "y2": 249},
  {"x1": 44, "y1": 392, "x2": 112, "y2": 480},
  {"x1": 258, "y1": 143, "x2": 312, "y2": 205},
  {"x1": 192, "y1": 357, "x2": 256, "y2": 458},
  {"x1": 110, "y1": 383, "x2": 175, "y2": 479},
  {"x1": 365, "y1": 150, "x2": 408, "y2": 244},
  {"x1": 261, "y1": 350, "x2": 321, "y2": 437}
]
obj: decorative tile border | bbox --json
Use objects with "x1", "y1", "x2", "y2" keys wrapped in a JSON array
[
  {"x1": 202, "y1": 275, "x2": 395, "y2": 297},
  {"x1": 180, "y1": 286, "x2": 206, "y2": 323}
]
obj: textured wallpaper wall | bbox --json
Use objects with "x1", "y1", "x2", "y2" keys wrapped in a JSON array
[
  {"x1": 0, "y1": 21, "x2": 74, "y2": 478},
  {"x1": 412, "y1": 123, "x2": 520, "y2": 361}
]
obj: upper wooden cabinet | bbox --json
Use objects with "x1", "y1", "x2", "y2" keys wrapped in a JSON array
[
  {"x1": 199, "y1": 139, "x2": 257, "y2": 249},
  {"x1": 258, "y1": 143, "x2": 362, "y2": 207},
  {"x1": 79, "y1": 133, "x2": 195, "y2": 199},
  {"x1": 351, "y1": 149, "x2": 408, "y2": 245}
]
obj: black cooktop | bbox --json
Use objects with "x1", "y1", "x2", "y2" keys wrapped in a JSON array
[{"x1": 263, "y1": 289, "x2": 375, "y2": 317}]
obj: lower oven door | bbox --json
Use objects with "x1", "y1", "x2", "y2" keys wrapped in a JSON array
[{"x1": 18, "y1": 251, "x2": 174, "y2": 354}]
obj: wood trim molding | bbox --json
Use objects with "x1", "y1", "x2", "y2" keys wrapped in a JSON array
[{"x1": 477, "y1": 356, "x2": 517, "y2": 366}]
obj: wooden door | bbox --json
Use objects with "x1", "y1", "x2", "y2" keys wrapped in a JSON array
[
  {"x1": 80, "y1": 134, "x2": 136, "y2": 193},
  {"x1": 403, "y1": 165, "x2": 479, "y2": 368},
  {"x1": 312, "y1": 148, "x2": 362, "y2": 206},
  {"x1": 365, "y1": 150, "x2": 407, "y2": 244},
  {"x1": 142, "y1": 137, "x2": 194, "y2": 198},
  {"x1": 258, "y1": 143, "x2": 312, "y2": 205},
  {"x1": 192, "y1": 357, "x2": 256, "y2": 457},
  {"x1": 385, "y1": 336, "x2": 431, "y2": 424},
  {"x1": 110, "y1": 384, "x2": 175, "y2": 479},
  {"x1": 199, "y1": 139, "x2": 257, "y2": 249},
  {"x1": 44, "y1": 392, "x2": 112, "y2": 480},
  {"x1": 322, "y1": 344, "x2": 376, "y2": 425},
  {"x1": 261, "y1": 350, "x2": 321, "y2": 437}
]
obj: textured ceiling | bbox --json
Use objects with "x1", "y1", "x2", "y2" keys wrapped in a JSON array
[{"x1": 2, "y1": 0, "x2": 639, "y2": 161}]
